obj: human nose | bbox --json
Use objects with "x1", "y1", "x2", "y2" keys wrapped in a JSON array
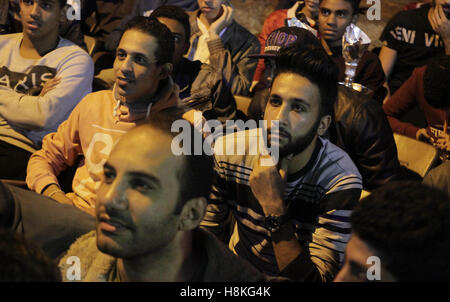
[
  {"x1": 326, "y1": 13, "x2": 337, "y2": 27},
  {"x1": 100, "y1": 178, "x2": 129, "y2": 212},
  {"x1": 118, "y1": 55, "x2": 133, "y2": 74},
  {"x1": 30, "y1": 2, "x2": 41, "y2": 18},
  {"x1": 274, "y1": 103, "x2": 290, "y2": 126}
]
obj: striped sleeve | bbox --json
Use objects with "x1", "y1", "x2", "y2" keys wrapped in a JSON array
[
  {"x1": 200, "y1": 156, "x2": 231, "y2": 242},
  {"x1": 309, "y1": 188, "x2": 361, "y2": 281}
]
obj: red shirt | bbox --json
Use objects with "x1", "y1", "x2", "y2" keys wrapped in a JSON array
[{"x1": 383, "y1": 65, "x2": 447, "y2": 139}]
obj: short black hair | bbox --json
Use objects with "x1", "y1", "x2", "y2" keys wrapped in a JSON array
[
  {"x1": 151, "y1": 5, "x2": 191, "y2": 42},
  {"x1": 423, "y1": 55, "x2": 450, "y2": 109},
  {"x1": 123, "y1": 16, "x2": 175, "y2": 66},
  {"x1": 0, "y1": 229, "x2": 61, "y2": 281},
  {"x1": 274, "y1": 43, "x2": 339, "y2": 117},
  {"x1": 351, "y1": 181, "x2": 450, "y2": 281},
  {"x1": 142, "y1": 108, "x2": 213, "y2": 214},
  {"x1": 319, "y1": 0, "x2": 361, "y2": 15}
]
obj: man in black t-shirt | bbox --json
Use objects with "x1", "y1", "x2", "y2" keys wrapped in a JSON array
[{"x1": 379, "y1": 0, "x2": 450, "y2": 95}]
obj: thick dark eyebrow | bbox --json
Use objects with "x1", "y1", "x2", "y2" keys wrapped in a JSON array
[
  {"x1": 335, "y1": 9, "x2": 350, "y2": 15},
  {"x1": 127, "y1": 171, "x2": 161, "y2": 188},
  {"x1": 103, "y1": 162, "x2": 161, "y2": 188},
  {"x1": 41, "y1": 0, "x2": 57, "y2": 5},
  {"x1": 103, "y1": 162, "x2": 114, "y2": 171},
  {"x1": 116, "y1": 48, "x2": 150, "y2": 59},
  {"x1": 291, "y1": 98, "x2": 311, "y2": 109}
]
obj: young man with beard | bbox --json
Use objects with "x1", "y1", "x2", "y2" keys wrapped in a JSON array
[
  {"x1": 59, "y1": 111, "x2": 265, "y2": 282},
  {"x1": 187, "y1": 0, "x2": 260, "y2": 96},
  {"x1": 26, "y1": 17, "x2": 180, "y2": 216},
  {"x1": 0, "y1": 0, "x2": 93, "y2": 180},
  {"x1": 379, "y1": 0, "x2": 450, "y2": 95},
  {"x1": 201, "y1": 44, "x2": 363, "y2": 282},
  {"x1": 248, "y1": 26, "x2": 404, "y2": 191}
]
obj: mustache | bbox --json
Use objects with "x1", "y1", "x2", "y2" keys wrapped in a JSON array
[
  {"x1": 97, "y1": 210, "x2": 134, "y2": 230},
  {"x1": 267, "y1": 127, "x2": 292, "y2": 140}
]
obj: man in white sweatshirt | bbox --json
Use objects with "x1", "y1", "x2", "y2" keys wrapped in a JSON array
[{"x1": 0, "y1": 0, "x2": 94, "y2": 180}]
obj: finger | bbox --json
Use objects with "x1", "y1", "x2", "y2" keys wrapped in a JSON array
[
  {"x1": 224, "y1": 5, "x2": 231, "y2": 22},
  {"x1": 44, "y1": 80, "x2": 60, "y2": 88},
  {"x1": 437, "y1": 4, "x2": 447, "y2": 22},
  {"x1": 430, "y1": 11, "x2": 437, "y2": 30},
  {"x1": 47, "y1": 76, "x2": 61, "y2": 83},
  {"x1": 43, "y1": 78, "x2": 61, "y2": 87},
  {"x1": 42, "y1": 83, "x2": 58, "y2": 91}
]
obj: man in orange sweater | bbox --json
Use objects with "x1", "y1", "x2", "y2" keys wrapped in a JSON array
[{"x1": 26, "y1": 16, "x2": 181, "y2": 216}]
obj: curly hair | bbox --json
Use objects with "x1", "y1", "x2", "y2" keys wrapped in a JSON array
[
  {"x1": 423, "y1": 55, "x2": 450, "y2": 109},
  {"x1": 351, "y1": 181, "x2": 450, "y2": 281}
]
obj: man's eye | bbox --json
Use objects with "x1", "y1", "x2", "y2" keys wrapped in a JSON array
[
  {"x1": 103, "y1": 171, "x2": 115, "y2": 183},
  {"x1": 292, "y1": 103, "x2": 305, "y2": 112},
  {"x1": 337, "y1": 11, "x2": 347, "y2": 18},
  {"x1": 23, "y1": 0, "x2": 33, "y2": 5},
  {"x1": 130, "y1": 179, "x2": 152, "y2": 192},
  {"x1": 269, "y1": 98, "x2": 281, "y2": 106},
  {"x1": 116, "y1": 52, "x2": 126, "y2": 59},
  {"x1": 320, "y1": 9, "x2": 330, "y2": 16},
  {"x1": 41, "y1": 2, "x2": 53, "y2": 10},
  {"x1": 135, "y1": 56, "x2": 147, "y2": 65}
]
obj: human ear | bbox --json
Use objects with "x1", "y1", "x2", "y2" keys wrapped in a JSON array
[
  {"x1": 177, "y1": 197, "x2": 207, "y2": 231},
  {"x1": 317, "y1": 114, "x2": 332, "y2": 136},
  {"x1": 159, "y1": 63, "x2": 173, "y2": 79}
]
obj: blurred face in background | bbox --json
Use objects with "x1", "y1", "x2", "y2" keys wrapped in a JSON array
[
  {"x1": 197, "y1": 0, "x2": 226, "y2": 21},
  {"x1": 157, "y1": 17, "x2": 190, "y2": 66},
  {"x1": 19, "y1": 0, "x2": 61, "y2": 39},
  {"x1": 318, "y1": 0, "x2": 355, "y2": 47},
  {"x1": 304, "y1": 0, "x2": 320, "y2": 17}
]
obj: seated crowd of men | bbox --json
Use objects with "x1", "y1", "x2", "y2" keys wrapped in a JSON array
[{"x1": 0, "y1": 0, "x2": 449, "y2": 282}]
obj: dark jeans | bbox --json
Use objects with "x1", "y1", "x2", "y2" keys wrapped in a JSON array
[
  {"x1": 0, "y1": 140, "x2": 33, "y2": 180},
  {"x1": 0, "y1": 181, "x2": 95, "y2": 259}
]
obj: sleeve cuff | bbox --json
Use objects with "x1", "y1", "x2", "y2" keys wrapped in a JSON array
[{"x1": 31, "y1": 173, "x2": 60, "y2": 194}]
